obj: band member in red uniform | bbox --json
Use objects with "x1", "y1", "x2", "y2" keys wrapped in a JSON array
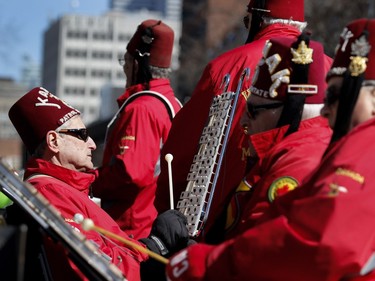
[
  {"x1": 92, "y1": 19, "x2": 182, "y2": 240},
  {"x1": 223, "y1": 33, "x2": 332, "y2": 239},
  {"x1": 154, "y1": 0, "x2": 332, "y2": 242},
  {"x1": 8, "y1": 87, "x2": 189, "y2": 281},
  {"x1": 166, "y1": 18, "x2": 375, "y2": 281}
]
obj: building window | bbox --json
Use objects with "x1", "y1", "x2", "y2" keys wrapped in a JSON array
[
  {"x1": 66, "y1": 31, "x2": 88, "y2": 39},
  {"x1": 91, "y1": 70, "x2": 111, "y2": 79},
  {"x1": 65, "y1": 68, "x2": 86, "y2": 77},
  {"x1": 92, "y1": 32, "x2": 113, "y2": 41},
  {"x1": 64, "y1": 87, "x2": 85, "y2": 96},
  {"x1": 118, "y1": 34, "x2": 131, "y2": 41},
  {"x1": 92, "y1": 51, "x2": 112, "y2": 59},
  {"x1": 66, "y1": 49, "x2": 87, "y2": 58}
]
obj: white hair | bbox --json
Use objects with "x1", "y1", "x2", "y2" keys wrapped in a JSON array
[
  {"x1": 149, "y1": 65, "x2": 172, "y2": 79},
  {"x1": 302, "y1": 103, "x2": 324, "y2": 120},
  {"x1": 262, "y1": 17, "x2": 307, "y2": 32}
]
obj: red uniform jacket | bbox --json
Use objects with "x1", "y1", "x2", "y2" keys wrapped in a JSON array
[
  {"x1": 166, "y1": 118, "x2": 375, "y2": 281},
  {"x1": 155, "y1": 24, "x2": 307, "y2": 240},
  {"x1": 24, "y1": 158, "x2": 147, "y2": 281},
  {"x1": 93, "y1": 79, "x2": 181, "y2": 240},
  {"x1": 225, "y1": 116, "x2": 332, "y2": 238}
]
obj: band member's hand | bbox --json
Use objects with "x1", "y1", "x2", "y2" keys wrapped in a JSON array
[
  {"x1": 147, "y1": 209, "x2": 191, "y2": 256},
  {"x1": 139, "y1": 210, "x2": 194, "y2": 281}
]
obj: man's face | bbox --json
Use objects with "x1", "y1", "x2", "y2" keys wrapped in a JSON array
[
  {"x1": 57, "y1": 116, "x2": 96, "y2": 172},
  {"x1": 241, "y1": 95, "x2": 284, "y2": 156},
  {"x1": 321, "y1": 77, "x2": 375, "y2": 131},
  {"x1": 351, "y1": 83, "x2": 375, "y2": 129},
  {"x1": 320, "y1": 77, "x2": 342, "y2": 129}
]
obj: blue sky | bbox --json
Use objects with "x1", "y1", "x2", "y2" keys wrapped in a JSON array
[{"x1": 0, "y1": 0, "x2": 108, "y2": 81}]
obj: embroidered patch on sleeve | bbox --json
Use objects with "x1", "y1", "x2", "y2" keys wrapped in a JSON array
[
  {"x1": 268, "y1": 176, "x2": 299, "y2": 202},
  {"x1": 121, "y1": 135, "x2": 136, "y2": 141},
  {"x1": 324, "y1": 167, "x2": 364, "y2": 197},
  {"x1": 335, "y1": 167, "x2": 364, "y2": 184}
]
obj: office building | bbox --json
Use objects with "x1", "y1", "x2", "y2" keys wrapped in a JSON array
[
  {"x1": 0, "y1": 78, "x2": 27, "y2": 169},
  {"x1": 42, "y1": 11, "x2": 181, "y2": 125},
  {"x1": 110, "y1": 0, "x2": 182, "y2": 21}
]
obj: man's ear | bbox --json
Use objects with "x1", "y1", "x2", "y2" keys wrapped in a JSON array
[{"x1": 45, "y1": 131, "x2": 60, "y2": 153}]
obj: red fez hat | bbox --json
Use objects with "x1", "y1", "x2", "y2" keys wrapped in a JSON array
[
  {"x1": 247, "y1": 0, "x2": 304, "y2": 22},
  {"x1": 250, "y1": 36, "x2": 326, "y2": 104},
  {"x1": 326, "y1": 19, "x2": 375, "y2": 143},
  {"x1": 8, "y1": 87, "x2": 80, "y2": 154},
  {"x1": 327, "y1": 18, "x2": 375, "y2": 81},
  {"x1": 126, "y1": 19, "x2": 174, "y2": 68}
]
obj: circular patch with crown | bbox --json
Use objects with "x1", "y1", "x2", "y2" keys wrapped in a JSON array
[{"x1": 268, "y1": 176, "x2": 299, "y2": 202}]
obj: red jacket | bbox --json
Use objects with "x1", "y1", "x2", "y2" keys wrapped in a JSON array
[
  {"x1": 155, "y1": 24, "x2": 307, "y2": 241},
  {"x1": 93, "y1": 79, "x2": 181, "y2": 240},
  {"x1": 166, "y1": 118, "x2": 375, "y2": 281},
  {"x1": 24, "y1": 158, "x2": 147, "y2": 281},
  {"x1": 225, "y1": 116, "x2": 332, "y2": 238}
]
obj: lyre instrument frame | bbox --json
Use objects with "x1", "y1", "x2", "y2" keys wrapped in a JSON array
[{"x1": 177, "y1": 68, "x2": 250, "y2": 237}]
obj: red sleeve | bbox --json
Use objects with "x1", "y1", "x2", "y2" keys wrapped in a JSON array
[
  {"x1": 36, "y1": 181, "x2": 147, "y2": 280},
  {"x1": 167, "y1": 169, "x2": 375, "y2": 281}
]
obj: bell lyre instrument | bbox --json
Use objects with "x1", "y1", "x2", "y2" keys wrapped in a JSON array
[
  {"x1": 0, "y1": 160, "x2": 127, "y2": 281},
  {"x1": 176, "y1": 68, "x2": 250, "y2": 237}
]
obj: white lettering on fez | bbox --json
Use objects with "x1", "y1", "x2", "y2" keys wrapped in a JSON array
[
  {"x1": 252, "y1": 41, "x2": 273, "y2": 85},
  {"x1": 340, "y1": 27, "x2": 354, "y2": 52},
  {"x1": 266, "y1": 53, "x2": 282, "y2": 74},
  {"x1": 35, "y1": 97, "x2": 62, "y2": 109},
  {"x1": 270, "y1": 69, "x2": 290, "y2": 98},
  {"x1": 35, "y1": 87, "x2": 61, "y2": 109},
  {"x1": 59, "y1": 110, "x2": 79, "y2": 123},
  {"x1": 250, "y1": 86, "x2": 270, "y2": 98},
  {"x1": 38, "y1": 87, "x2": 49, "y2": 98}
]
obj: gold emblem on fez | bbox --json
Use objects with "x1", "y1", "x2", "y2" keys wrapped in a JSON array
[
  {"x1": 268, "y1": 176, "x2": 299, "y2": 202},
  {"x1": 291, "y1": 41, "x2": 313, "y2": 65},
  {"x1": 349, "y1": 56, "x2": 368, "y2": 76}
]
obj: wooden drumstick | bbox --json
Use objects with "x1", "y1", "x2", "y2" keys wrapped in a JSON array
[
  {"x1": 74, "y1": 214, "x2": 169, "y2": 264},
  {"x1": 165, "y1": 153, "x2": 174, "y2": 210}
]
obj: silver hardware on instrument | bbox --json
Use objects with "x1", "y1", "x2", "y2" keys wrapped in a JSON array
[
  {"x1": 0, "y1": 160, "x2": 127, "y2": 281},
  {"x1": 177, "y1": 68, "x2": 250, "y2": 237}
]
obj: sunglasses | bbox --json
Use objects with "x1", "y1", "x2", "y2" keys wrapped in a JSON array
[
  {"x1": 57, "y1": 128, "x2": 89, "y2": 142},
  {"x1": 246, "y1": 102, "x2": 284, "y2": 119}
]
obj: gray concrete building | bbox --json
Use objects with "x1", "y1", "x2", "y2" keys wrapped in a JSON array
[
  {"x1": 110, "y1": 0, "x2": 182, "y2": 21},
  {"x1": 0, "y1": 78, "x2": 27, "y2": 169},
  {"x1": 42, "y1": 10, "x2": 181, "y2": 125}
]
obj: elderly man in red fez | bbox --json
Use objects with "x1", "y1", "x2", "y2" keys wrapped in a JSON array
[
  {"x1": 8, "y1": 87, "x2": 145, "y2": 280},
  {"x1": 154, "y1": 0, "x2": 332, "y2": 243},
  {"x1": 92, "y1": 19, "x2": 182, "y2": 240},
  {"x1": 7, "y1": 87, "x2": 189, "y2": 281},
  {"x1": 165, "y1": 19, "x2": 375, "y2": 281}
]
